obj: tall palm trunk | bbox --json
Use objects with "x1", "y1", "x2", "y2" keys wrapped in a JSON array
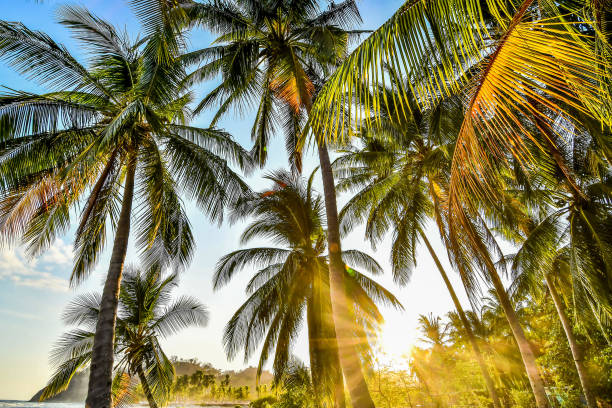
[
  {"x1": 86, "y1": 155, "x2": 137, "y2": 408},
  {"x1": 544, "y1": 274, "x2": 596, "y2": 408},
  {"x1": 136, "y1": 365, "x2": 159, "y2": 408},
  {"x1": 307, "y1": 296, "x2": 324, "y2": 408},
  {"x1": 419, "y1": 230, "x2": 502, "y2": 408},
  {"x1": 487, "y1": 263, "x2": 550, "y2": 408},
  {"x1": 317, "y1": 142, "x2": 375, "y2": 408},
  {"x1": 317, "y1": 262, "x2": 347, "y2": 408},
  {"x1": 307, "y1": 270, "x2": 346, "y2": 408},
  {"x1": 462, "y1": 214, "x2": 550, "y2": 407}
]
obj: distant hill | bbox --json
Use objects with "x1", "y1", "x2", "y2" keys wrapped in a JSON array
[
  {"x1": 173, "y1": 359, "x2": 221, "y2": 377},
  {"x1": 29, "y1": 360, "x2": 273, "y2": 402},
  {"x1": 29, "y1": 371, "x2": 88, "y2": 402},
  {"x1": 223, "y1": 366, "x2": 273, "y2": 388}
]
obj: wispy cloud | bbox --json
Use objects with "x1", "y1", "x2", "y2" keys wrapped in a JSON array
[
  {"x1": 0, "y1": 307, "x2": 42, "y2": 320},
  {"x1": 0, "y1": 242, "x2": 72, "y2": 292}
]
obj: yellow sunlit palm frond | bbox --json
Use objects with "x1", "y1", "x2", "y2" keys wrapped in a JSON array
[
  {"x1": 450, "y1": 14, "x2": 611, "y2": 209},
  {"x1": 310, "y1": 0, "x2": 611, "y2": 230}
]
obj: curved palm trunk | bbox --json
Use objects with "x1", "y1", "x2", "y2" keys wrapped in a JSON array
[
  {"x1": 136, "y1": 365, "x2": 159, "y2": 408},
  {"x1": 544, "y1": 274, "x2": 596, "y2": 408},
  {"x1": 86, "y1": 155, "x2": 137, "y2": 408},
  {"x1": 487, "y1": 264, "x2": 549, "y2": 408},
  {"x1": 310, "y1": 262, "x2": 346, "y2": 408},
  {"x1": 461, "y1": 214, "x2": 549, "y2": 407},
  {"x1": 316, "y1": 142, "x2": 375, "y2": 408},
  {"x1": 419, "y1": 230, "x2": 502, "y2": 408},
  {"x1": 307, "y1": 281, "x2": 345, "y2": 408}
]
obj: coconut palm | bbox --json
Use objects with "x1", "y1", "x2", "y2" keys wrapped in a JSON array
[
  {"x1": 511, "y1": 246, "x2": 598, "y2": 407},
  {"x1": 311, "y1": 2, "x2": 611, "y2": 404},
  {"x1": 40, "y1": 267, "x2": 208, "y2": 408},
  {"x1": 0, "y1": 7, "x2": 251, "y2": 407},
  {"x1": 214, "y1": 170, "x2": 402, "y2": 406},
  {"x1": 417, "y1": 314, "x2": 449, "y2": 349},
  {"x1": 506, "y1": 163, "x2": 612, "y2": 407},
  {"x1": 334, "y1": 85, "x2": 505, "y2": 406},
  {"x1": 165, "y1": 1, "x2": 376, "y2": 404}
]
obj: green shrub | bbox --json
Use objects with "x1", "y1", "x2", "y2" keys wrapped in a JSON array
[
  {"x1": 558, "y1": 388, "x2": 583, "y2": 408},
  {"x1": 510, "y1": 389, "x2": 536, "y2": 408},
  {"x1": 250, "y1": 395, "x2": 278, "y2": 408}
]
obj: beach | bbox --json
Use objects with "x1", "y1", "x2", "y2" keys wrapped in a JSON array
[{"x1": 0, "y1": 402, "x2": 246, "y2": 408}]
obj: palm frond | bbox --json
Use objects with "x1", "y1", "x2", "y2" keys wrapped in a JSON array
[{"x1": 152, "y1": 296, "x2": 209, "y2": 337}]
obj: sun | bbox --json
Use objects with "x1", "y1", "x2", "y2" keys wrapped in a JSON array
[{"x1": 376, "y1": 320, "x2": 417, "y2": 363}]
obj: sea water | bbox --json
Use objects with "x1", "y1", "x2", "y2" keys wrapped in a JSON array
[{"x1": 0, "y1": 402, "x2": 236, "y2": 408}]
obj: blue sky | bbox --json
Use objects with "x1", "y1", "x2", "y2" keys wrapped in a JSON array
[{"x1": 0, "y1": 0, "x2": 474, "y2": 400}]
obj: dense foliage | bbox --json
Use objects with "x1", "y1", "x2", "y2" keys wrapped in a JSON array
[{"x1": 0, "y1": 0, "x2": 610, "y2": 407}]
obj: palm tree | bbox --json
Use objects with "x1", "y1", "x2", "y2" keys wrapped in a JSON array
[
  {"x1": 513, "y1": 250, "x2": 597, "y2": 408},
  {"x1": 334, "y1": 87, "x2": 503, "y2": 407},
  {"x1": 0, "y1": 7, "x2": 251, "y2": 407},
  {"x1": 507, "y1": 173, "x2": 612, "y2": 407},
  {"x1": 309, "y1": 0, "x2": 611, "y2": 240},
  {"x1": 214, "y1": 170, "x2": 402, "y2": 406},
  {"x1": 40, "y1": 267, "x2": 208, "y2": 408},
  {"x1": 159, "y1": 1, "x2": 379, "y2": 405},
  {"x1": 310, "y1": 2, "x2": 611, "y2": 404},
  {"x1": 167, "y1": 1, "x2": 377, "y2": 404},
  {"x1": 417, "y1": 314, "x2": 449, "y2": 349}
]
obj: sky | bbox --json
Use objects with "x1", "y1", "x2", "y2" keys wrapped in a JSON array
[{"x1": 0, "y1": 0, "x2": 477, "y2": 400}]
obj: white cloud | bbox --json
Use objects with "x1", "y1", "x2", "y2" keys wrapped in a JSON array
[
  {"x1": 0, "y1": 242, "x2": 71, "y2": 292},
  {"x1": 40, "y1": 239, "x2": 73, "y2": 266}
]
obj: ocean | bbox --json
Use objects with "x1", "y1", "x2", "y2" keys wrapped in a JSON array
[{"x1": 0, "y1": 402, "x2": 241, "y2": 408}]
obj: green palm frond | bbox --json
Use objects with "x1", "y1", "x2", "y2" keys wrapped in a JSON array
[
  {"x1": 509, "y1": 213, "x2": 565, "y2": 298},
  {"x1": 40, "y1": 351, "x2": 91, "y2": 401},
  {"x1": 214, "y1": 247, "x2": 291, "y2": 289},
  {"x1": 135, "y1": 138, "x2": 194, "y2": 271},
  {"x1": 163, "y1": 133, "x2": 250, "y2": 224},
  {"x1": 0, "y1": 91, "x2": 100, "y2": 137},
  {"x1": 342, "y1": 250, "x2": 383, "y2": 275},
  {"x1": 168, "y1": 125, "x2": 253, "y2": 172},
  {"x1": 57, "y1": 5, "x2": 133, "y2": 62},
  {"x1": 72, "y1": 155, "x2": 122, "y2": 284},
  {"x1": 152, "y1": 296, "x2": 209, "y2": 337},
  {"x1": 140, "y1": 337, "x2": 175, "y2": 404},
  {"x1": 223, "y1": 272, "x2": 285, "y2": 361},
  {"x1": 0, "y1": 21, "x2": 113, "y2": 99},
  {"x1": 61, "y1": 293, "x2": 101, "y2": 328}
]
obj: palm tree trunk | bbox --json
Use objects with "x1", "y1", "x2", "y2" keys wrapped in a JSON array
[
  {"x1": 544, "y1": 274, "x2": 596, "y2": 408},
  {"x1": 136, "y1": 365, "x2": 159, "y2": 408},
  {"x1": 307, "y1": 283, "x2": 345, "y2": 408},
  {"x1": 419, "y1": 229, "x2": 502, "y2": 408},
  {"x1": 316, "y1": 142, "x2": 375, "y2": 408},
  {"x1": 486, "y1": 264, "x2": 550, "y2": 408},
  {"x1": 86, "y1": 155, "x2": 137, "y2": 408},
  {"x1": 460, "y1": 212, "x2": 549, "y2": 407},
  {"x1": 316, "y1": 263, "x2": 347, "y2": 408},
  {"x1": 307, "y1": 296, "x2": 323, "y2": 408}
]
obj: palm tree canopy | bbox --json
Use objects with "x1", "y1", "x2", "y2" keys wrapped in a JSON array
[
  {"x1": 308, "y1": 0, "x2": 612, "y2": 276},
  {"x1": 213, "y1": 170, "x2": 402, "y2": 383},
  {"x1": 40, "y1": 266, "x2": 208, "y2": 404},
  {"x1": 333, "y1": 83, "x2": 464, "y2": 286},
  {"x1": 0, "y1": 6, "x2": 253, "y2": 283},
  {"x1": 173, "y1": 0, "x2": 366, "y2": 170}
]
